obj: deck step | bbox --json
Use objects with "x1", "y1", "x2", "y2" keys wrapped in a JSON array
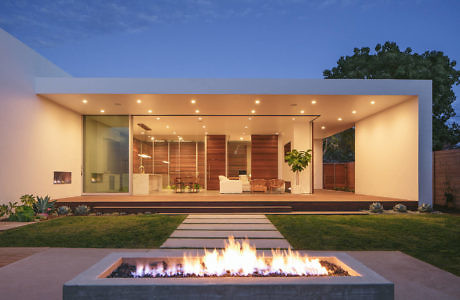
[{"x1": 92, "y1": 206, "x2": 293, "y2": 213}]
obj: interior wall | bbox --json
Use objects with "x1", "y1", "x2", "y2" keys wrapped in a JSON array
[
  {"x1": 313, "y1": 138, "x2": 323, "y2": 189},
  {"x1": 0, "y1": 29, "x2": 81, "y2": 204},
  {"x1": 355, "y1": 97, "x2": 418, "y2": 200}
]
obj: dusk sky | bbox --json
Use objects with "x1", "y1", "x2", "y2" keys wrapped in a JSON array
[{"x1": 1, "y1": 0, "x2": 459, "y2": 117}]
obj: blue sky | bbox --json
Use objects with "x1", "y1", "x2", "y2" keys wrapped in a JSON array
[{"x1": 1, "y1": 0, "x2": 459, "y2": 116}]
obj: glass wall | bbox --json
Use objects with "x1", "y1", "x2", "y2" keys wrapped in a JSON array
[{"x1": 83, "y1": 115, "x2": 129, "y2": 193}]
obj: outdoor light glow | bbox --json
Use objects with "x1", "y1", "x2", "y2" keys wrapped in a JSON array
[
  {"x1": 82, "y1": 99, "x2": 88, "y2": 104},
  {"x1": 100, "y1": 109, "x2": 105, "y2": 113},
  {"x1": 352, "y1": 110, "x2": 357, "y2": 114},
  {"x1": 370, "y1": 100, "x2": 375, "y2": 104},
  {"x1": 255, "y1": 99, "x2": 260, "y2": 104},
  {"x1": 137, "y1": 99, "x2": 142, "y2": 104},
  {"x1": 338, "y1": 117, "x2": 342, "y2": 121},
  {"x1": 311, "y1": 100, "x2": 317, "y2": 104}
]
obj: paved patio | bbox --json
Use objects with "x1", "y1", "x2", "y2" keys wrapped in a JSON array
[{"x1": 0, "y1": 248, "x2": 458, "y2": 299}]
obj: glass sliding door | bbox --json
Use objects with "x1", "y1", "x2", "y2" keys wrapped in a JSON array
[{"x1": 83, "y1": 115, "x2": 130, "y2": 193}]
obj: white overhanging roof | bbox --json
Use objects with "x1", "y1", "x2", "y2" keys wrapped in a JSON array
[{"x1": 35, "y1": 78, "x2": 430, "y2": 138}]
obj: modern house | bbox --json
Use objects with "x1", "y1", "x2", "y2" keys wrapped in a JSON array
[{"x1": 0, "y1": 28, "x2": 432, "y2": 209}]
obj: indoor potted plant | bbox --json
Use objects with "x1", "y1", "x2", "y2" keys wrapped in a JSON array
[{"x1": 285, "y1": 149, "x2": 312, "y2": 194}]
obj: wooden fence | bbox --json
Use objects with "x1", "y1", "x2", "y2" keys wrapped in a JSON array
[
  {"x1": 323, "y1": 162, "x2": 355, "y2": 190},
  {"x1": 433, "y1": 149, "x2": 460, "y2": 208}
]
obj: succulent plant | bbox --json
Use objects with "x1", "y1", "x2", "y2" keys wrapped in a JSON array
[
  {"x1": 393, "y1": 203, "x2": 407, "y2": 212},
  {"x1": 8, "y1": 205, "x2": 35, "y2": 222},
  {"x1": 74, "y1": 205, "x2": 90, "y2": 216},
  {"x1": 57, "y1": 206, "x2": 71, "y2": 216},
  {"x1": 20, "y1": 194, "x2": 36, "y2": 207},
  {"x1": 369, "y1": 202, "x2": 384, "y2": 213},
  {"x1": 418, "y1": 203, "x2": 433, "y2": 213},
  {"x1": 33, "y1": 196, "x2": 56, "y2": 214}
]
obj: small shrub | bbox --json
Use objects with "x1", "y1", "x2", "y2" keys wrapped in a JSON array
[
  {"x1": 33, "y1": 196, "x2": 56, "y2": 214},
  {"x1": 57, "y1": 206, "x2": 70, "y2": 216},
  {"x1": 20, "y1": 194, "x2": 36, "y2": 207},
  {"x1": 393, "y1": 203, "x2": 407, "y2": 213},
  {"x1": 418, "y1": 203, "x2": 432, "y2": 213},
  {"x1": 8, "y1": 205, "x2": 35, "y2": 222},
  {"x1": 369, "y1": 202, "x2": 384, "y2": 213},
  {"x1": 1, "y1": 202, "x2": 18, "y2": 217},
  {"x1": 74, "y1": 205, "x2": 90, "y2": 216}
]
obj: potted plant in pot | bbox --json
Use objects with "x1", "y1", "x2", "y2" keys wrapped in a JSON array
[{"x1": 285, "y1": 149, "x2": 312, "y2": 194}]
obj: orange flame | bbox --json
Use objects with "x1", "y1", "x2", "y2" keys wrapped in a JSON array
[{"x1": 135, "y1": 236, "x2": 328, "y2": 277}]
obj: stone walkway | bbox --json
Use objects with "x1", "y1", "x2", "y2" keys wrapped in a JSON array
[
  {"x1": 161, "y1": 214, "x2": 292, "y2": 249},
  {"x1": 0, "y1": 221, "x2": 35, "y2": 231}
]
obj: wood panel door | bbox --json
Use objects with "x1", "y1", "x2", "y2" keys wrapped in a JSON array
[
  {"x1": 207, "y1": 135, "x2": 226, "y2": 190},
  {"x1": 251, "y1": 135, "x2": 278, "y2": 179}
]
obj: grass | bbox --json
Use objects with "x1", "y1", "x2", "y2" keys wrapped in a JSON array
[
  {"x1": 267, "y1": 214, "x2": 460, "y2": 276},
  {"x1": 0, "y1": 215, "x2": 186, "y2": 248}
]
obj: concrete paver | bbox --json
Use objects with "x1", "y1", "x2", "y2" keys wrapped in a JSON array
[
  {"x1": 183, "y1": 218, "x2": 271, "y2": 224},
  {"x1": 170, "y1": 230, "x2": 284, "y2": 238},
  {"x1": 161, "y1": 238, "x2": 291, "y2": 249},
  {"x1": 187, "y1": 214, "x2": 267, "y2": 219},
  {"x1": 0, "y1": 221, "x2": 35, "y2": 231},
  {"x1": 177, "y1": 223, "x2": 277, "y2": 230}
]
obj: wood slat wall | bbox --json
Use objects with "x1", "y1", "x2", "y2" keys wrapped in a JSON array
[
  {"x1": 207, "y1": 135, "x2": 226, "y2": 190},
  {"x1": 251, "y1": 135, "x2": 278, "y2": 179},
  {"x1": 197, "y1": 142, "x2": 205, "y2": 187},
  {"x1": 433, "y1": 149, "x2": 460, "y2": 207},
  {"x1": 227, "y1": 142, "x2": 248, "y2": 177},
  {"x1": 153, "y1": 141, "x2": 168, "y2": 174},
  {"x1": 323, "y1": 162, "x2": 355, "y2": 190}
]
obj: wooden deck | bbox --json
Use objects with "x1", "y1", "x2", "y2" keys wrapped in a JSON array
[{"x1": 56, "y1": 189, "x2": 417, "y2": 213}]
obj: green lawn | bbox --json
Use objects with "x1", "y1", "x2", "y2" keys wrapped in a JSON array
[
  {"x1": 0, "y1": 215, "x2": 186, "y2": 248},
  {"x1": 267, "y1": 214, "x2": 460, "y2": 276}
]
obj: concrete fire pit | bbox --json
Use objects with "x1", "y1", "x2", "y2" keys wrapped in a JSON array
[{"x1": 63, "y1": 250, "x2": 394, "y2": 300}]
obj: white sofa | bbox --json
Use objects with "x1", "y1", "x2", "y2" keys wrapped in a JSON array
[{"x1": 219, "y1": 175, "x2": 243, "y2": 194}]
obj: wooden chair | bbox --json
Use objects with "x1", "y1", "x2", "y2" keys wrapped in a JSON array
[
  {"x1": 250, "y1": 179, "x2": 267, "y2": 192},
  {"x1": 268, "y1": 179, "x2": 285, "y2": 193}
]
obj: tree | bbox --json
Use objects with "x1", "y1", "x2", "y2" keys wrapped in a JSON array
[
  {"x1": 323, "y1": 41, "x2": 460, "y2": 150},
  {"x1": 323, "y1": 127, "x2": 355, "y2": 163}
]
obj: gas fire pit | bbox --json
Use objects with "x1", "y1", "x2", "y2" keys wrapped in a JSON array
[{"x1": 63, "y1": 238, "x2": 393, "y2": 299}]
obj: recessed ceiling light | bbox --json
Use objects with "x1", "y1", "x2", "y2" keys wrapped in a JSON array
[
  {"x1": 352, "y1": 110, "x2": 357, "y2": 114},
  {"x1": 321, "y1": 126, "x2": 326, "y2": 130},
  {"x1": 166, "y1": 125, "x2": 170, "y2": 129},
  {"x1": 82, "y1": 99, "x2": 88, "y2": 104},
  {"x1": 338, "y1": 117, "x2": 342, "y2": 121},
  {"x1": 311, "y1": 100, "x2": 317, "y2": 104},
  {"x1": 137, "y1": 99, "x2": 142, "y2": 104},
  {"x1": 195, "y1": 109, "x2": 200, "y2": 113},
  {"x1": 198, "y1": 117, "x2": 203, "y2": 121},
  {"x1": 251, "y1": 109, "x2": 256, "y2": 114},
  {"x1": 300, "y1": 110, "x2": 305, "y2": 114},
  {"x1": 191, "y1": 99, "x2": 196, "y2": 104},
  {"x1": 150, "y1": 137, "x2": 154, "y2": 140},
  {"x1": 141, "y1": 131, "x2": 145, "y2": 135},
  {"x1": 244, "y1": 126, "x2": 248, "y2": 129},
  {"x1": 275, "y1": 132, "x2": 279, "y2": 135},
  {"x1": 255, "y1": 99, "x2": 260, "y2": 104},
  {"x1": 292, "y1": 117, "x2": 296, "y2": 121},
  {"x1": 205, "y1": 132, "x2": 208, "y2": 135},
  {"x1": 100, "y1": 109, "x2": 105, "y2": 113},
  {"x1": 173, "y1": 131, "x2": 176, "y2": 134},
  {"x1": 156, "y1": 117, "x2": 160, "y2": 120},
  {"x1": 202, "y1": 125, "x2": 206, "y2": 129},
  {"x1": 248, "y1": 117, "x2": 252, "y2": 120},
  {"x1": 148, "y1": 109, "x2": 152, "y2": 113},
  {"x1": 240, "y1": 137, "x2": 244, "y2": 140},
  {"x1": 370, "y1": 100, "x2": 375, "y2": 105}
]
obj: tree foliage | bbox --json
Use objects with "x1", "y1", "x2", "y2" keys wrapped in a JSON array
[
  {"x1": 323, "y1": 41, "x2": 460, "y2": 150},
  {"x1": 323, "y1": 127, "x2": 355, "y2": 163}
]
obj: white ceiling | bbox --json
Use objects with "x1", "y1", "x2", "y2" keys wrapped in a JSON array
[{"x1": 40, "y1": 93, "x2": 415, "y2": 139}]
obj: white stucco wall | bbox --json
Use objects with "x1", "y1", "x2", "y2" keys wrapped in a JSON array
[
  {"x1": 355, "y1": 97, "x2": 419, "y2": 200},
  {"x1": 0, "y1": 29, "x2": 81, "y2": 204},
  {"x1": 313, "y1": 138, "x2": 323, "y2": 190}
]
